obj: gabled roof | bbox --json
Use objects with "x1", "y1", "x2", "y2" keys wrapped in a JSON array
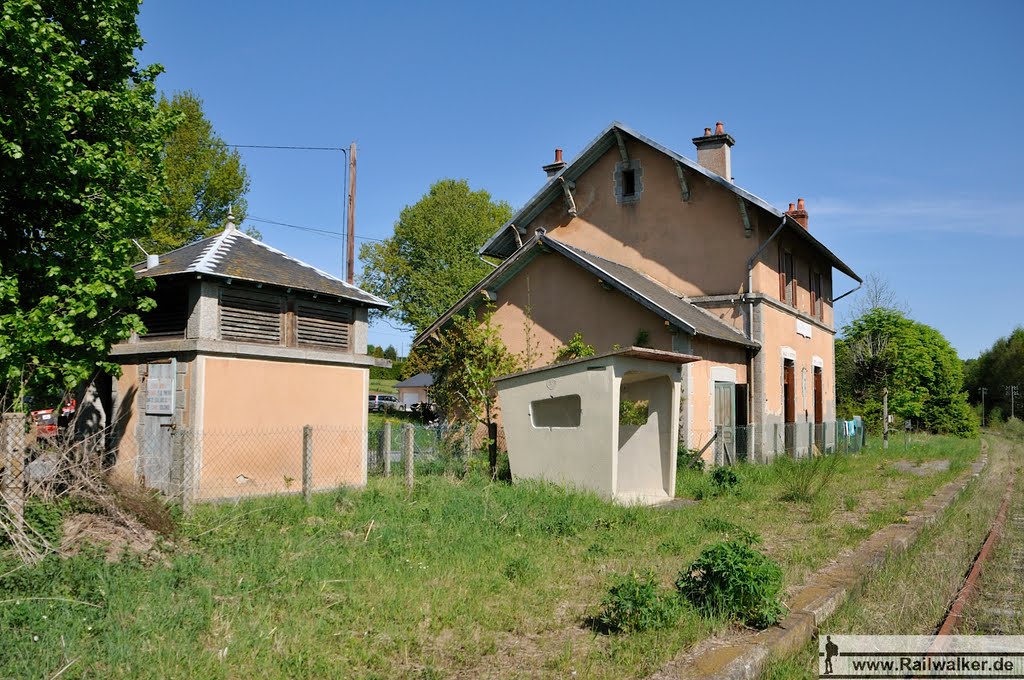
[
  {"x1": 478, "y1": 121, "x2": 860, "y2": 283},
  {"x1": 395, "y1": 372, "x2": 434, "y2": 388},
  {"x1": 413, "y1": 233, "x2": 758, "y2": 350},
  {"x1": 135, "y1": 226, "x2": 390, "y2": 309}
]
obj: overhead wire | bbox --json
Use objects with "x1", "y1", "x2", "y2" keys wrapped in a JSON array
[{"x1": 246, "y1": 215, "x2": 386, "y2": 243}]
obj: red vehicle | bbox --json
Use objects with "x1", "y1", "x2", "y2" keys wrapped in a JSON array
[
  {"x1": 30, "y1": 399, "x2": 75, "y2": 438},
  {"x1": 30, "y1": 409, "x2": 58, "y2": 438}
]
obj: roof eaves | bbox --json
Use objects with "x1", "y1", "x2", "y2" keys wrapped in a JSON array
[
  {"x1": 539, "y1": 236, "x2": 698, "y2": 336},
  {"x1": 413, "y1": 235, "x2": 545, "y2": 347},
  {"x1": 478, "y1": 121, "x2": 860, "y2": 283}
]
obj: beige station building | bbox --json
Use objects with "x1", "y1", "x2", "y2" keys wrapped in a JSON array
[{"x1": 417, "y1": 122, "x2": 861, "y2": 463}]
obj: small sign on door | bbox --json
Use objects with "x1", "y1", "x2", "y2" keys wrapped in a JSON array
[{"x1": 146, "y1": 361, "x2": 176, "y2": 415}]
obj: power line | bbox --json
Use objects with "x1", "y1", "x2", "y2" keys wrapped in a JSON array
[
  {"x1": 227, "y1": 144, "x2": 345, "y2": 151},
  {"x1": 246, "y1": 215, "x2": 386, "y2": 243}
]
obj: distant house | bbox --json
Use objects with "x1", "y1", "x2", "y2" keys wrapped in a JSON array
[
  {"x1": 107, "y1": 215, "x2": 390, "y2": 500},
  {"x1": 415, "y1": 122, "x2": 861, "y2": 462},
  {"x1": 395, "y1": 372, "x2": 434, "y2": 410}
]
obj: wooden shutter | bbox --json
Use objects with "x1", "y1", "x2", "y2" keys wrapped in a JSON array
[
  {"x1": 220, "y1": 291, "x2": 282, "y2": 343},
  {"x1": 296, "y1": 303, "x2": 352, "y2": 349}
]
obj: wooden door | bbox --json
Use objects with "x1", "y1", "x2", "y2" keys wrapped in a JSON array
[{"x1": 714, "y1": 382, "x2": 736, "y2": 465}]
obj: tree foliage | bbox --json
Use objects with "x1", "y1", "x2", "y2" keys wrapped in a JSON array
[
  {"x1": 836, "y1": 309, "x2": 976, "y2": 436},
  {"x1": 411, "y1": 297, "x2": 520, "y2": 428},
  {"x1": 145, "y1": 90, "x2": 250, "y2": 252},
  {"x1": 0, "y1": 0, "x2": 171, "y2": 399},
  {"x1": 964, "y1": 326, "x2": 1024, "y2": 420},
  {"x1": 359, "y1": 179, "x2": 513, "y2": 333}
]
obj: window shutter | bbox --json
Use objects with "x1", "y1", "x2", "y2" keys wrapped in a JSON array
[
  {"x1": 296, "y1": 303, "x2": 352, "y2": 349},
  {"x1": 220, "y1": 291, "x2": 282, "y2": 343}
]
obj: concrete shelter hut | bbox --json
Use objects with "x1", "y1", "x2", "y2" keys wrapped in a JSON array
[
  {"x1": 105, "y1": 214, "x2": 390, "y2": 501},
  {"x1": 494, "y1": 347, "x2": 698, "y2": 505}
]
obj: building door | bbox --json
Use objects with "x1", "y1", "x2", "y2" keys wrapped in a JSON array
[
  {"x1": 813, "y1": 367, "x2": 823, "y2": 450},
  {"x1": 714, "y1": 382, "x2": 736, "y2": 465},
  {"x1": 139, "y1": 360, "x2": 176, "y2": 492},
  {"x1": 783, "y1": 360, "x2": 795, "y2": 455}
]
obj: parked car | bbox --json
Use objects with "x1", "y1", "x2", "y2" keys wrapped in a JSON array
[{"x1": 368, "y1": 394, "x2": 400, "y2": 412}]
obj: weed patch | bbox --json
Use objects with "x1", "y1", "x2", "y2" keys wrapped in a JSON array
[
  {"x1": 675, "y1": 540, "x2": 785, "y2": 628},
  {"x1": 778, "y1": 454, "x2": 841, "y2": 503},
  {"x1": 593, "y1": 571, "x2": 683, "y2": 634}
]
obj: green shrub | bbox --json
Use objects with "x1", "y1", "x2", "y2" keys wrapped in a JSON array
[
  {"x1": 619, "y1": 399, "x2": 650, "y2": 426},
  {"x1": 675, "y1": 540, "x2": 785, "y2": 628},
  {"x1": 596, "y1": 571, "x2": 682, "y2": 633},
  {"x1": 555, "y1": 332, "x2": 595, "y2": 362},
  {"x1": 710, "y1": 466, "x2": 740, "y2": 492},
  {"x1": 678, "y1": 446, "x2": 705, "y2": 472},
  {"x1": 777, "y1": 454, "x2": 840, "y2": 503}
]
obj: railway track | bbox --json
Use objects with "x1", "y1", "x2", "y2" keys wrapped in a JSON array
[{"x1": 936, "y1": 436, "x2": 1022, "y2": 635}]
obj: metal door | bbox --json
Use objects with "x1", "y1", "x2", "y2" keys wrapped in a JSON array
[{"x1": 714, "y1": 382, "x2": 736, "y2": 465}]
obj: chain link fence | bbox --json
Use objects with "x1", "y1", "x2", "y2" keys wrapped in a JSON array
[{"x1": 683, "y1": 420, "x2": 867, "y2": 466}]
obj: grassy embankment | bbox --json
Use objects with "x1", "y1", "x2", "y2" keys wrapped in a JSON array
[{"x1": 0, "y1": 435, "x2": 978, "y2": 678}]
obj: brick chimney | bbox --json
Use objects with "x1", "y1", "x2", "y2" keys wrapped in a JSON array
[
  {"x1": 691, "y1": 121, "x2": 735, "y2": 180},
  {"x1": 786, "y1": 198, "x2": 809, "y2": 229},
  {"x1": 542, "y1": 148, "x2": 567, "y2": 178}
]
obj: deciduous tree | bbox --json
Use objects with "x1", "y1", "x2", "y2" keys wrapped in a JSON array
[
  {"x1": 964, "y1": 327, "x2": 1024, "y2": 421},
  {"x1": 0, "y1": 0, "x2": 171, "y2": 400},
  {"x1": 146, "y1": 90, "x2": 250, "y2": 252},
  {"x1": 836, "y1": 309, "x2": 975, "y2": 436},
  {"x1": 359, "y1": 179, "x2": 512, "y2": 333}
]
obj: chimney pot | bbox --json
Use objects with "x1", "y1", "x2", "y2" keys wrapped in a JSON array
[
  {"x1": 786, "y1": 197, "x2": 809, "y2": 229},
  {"x1": 692, "y1": 121, "x2": 736, "y2": 180},
  {"x1": 542, "y1": 147, "x2": 568, "y2": 178}
]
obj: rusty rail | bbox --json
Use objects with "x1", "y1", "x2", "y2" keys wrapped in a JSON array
[{"x1": 935, "y1": 463, "x2": 1016, "y2": 635}]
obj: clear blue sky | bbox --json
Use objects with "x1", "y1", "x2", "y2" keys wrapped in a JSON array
[{"x1": 137, "y1": 0, "x2": 1023, "y2": 359}]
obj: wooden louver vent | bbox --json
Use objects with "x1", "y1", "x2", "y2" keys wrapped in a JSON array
[
  {"x1": 296, "y1": 303, "x2": 351, "y2": 349},
  {"x1": 220, "y1": 291, "x2": 282, "y2": 344},
  {"x1": 140, "y1": 284, "x2": 188, "y2": 340}
]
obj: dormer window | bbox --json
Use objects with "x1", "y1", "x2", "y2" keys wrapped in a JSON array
[{"x1": 614, "y1": 160, "x2": 643, "y2": 204}]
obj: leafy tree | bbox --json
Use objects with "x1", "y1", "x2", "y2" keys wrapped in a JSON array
[
  {"x1": 383, "y1": 345, "x2": 398, "y2": 361},
  {"x1": 836, "y1": 309, "x2": 976, "y2": 436},
  {"x1": 0, "y1": 0, "x2": 171, "y2": 401},
  {"x1": 412, "y1": 296, "x2": 520, "y2": 472},
  {"x1": 964, "y1": 327, "x2": 1024, "y2": 421},
  {"x1": 145, "y1": 90, "x2": 250, "y2": 252},
  {"x1": 555, "y1": 332, "x2": 596, "y2": 362},
  {"x1": 359, "y1": 179, "x2": 513, "y2": 333}
]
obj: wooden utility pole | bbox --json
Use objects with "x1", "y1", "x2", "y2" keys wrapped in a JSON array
[
  {"x1": 882, "y1": 387, "x2": 889, "y2": 450},
  {"x1": 346, "y1": 142, "x2": 357, "y2": 284}
]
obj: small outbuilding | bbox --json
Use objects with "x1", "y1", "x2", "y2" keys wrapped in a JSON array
[
  {"x1": 494, "y1": 347, "x2": 699, "y2": 505},
  {"x1": 394, "y1": 372, "x2": 433, "y2": 410}
]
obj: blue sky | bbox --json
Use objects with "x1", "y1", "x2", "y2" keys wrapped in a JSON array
[{"x1": 137, "y1": 0, "x2": 1023, "y2": 359}]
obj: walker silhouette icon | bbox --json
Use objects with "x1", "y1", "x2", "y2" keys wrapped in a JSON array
[{"x1": 824, "y1": 635, "x2": 839, "y2": 675}]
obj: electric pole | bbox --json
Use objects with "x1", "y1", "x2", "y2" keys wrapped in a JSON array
[
  {"x1": 1007, "y1": 385, "x2": 1020, "y2": 421},
  {"x1": 979, "y1": 387, "x2": 987, "y2": 427},
  {"x1": 346, "y1": 142, "x2": 357, "y2": 284}
]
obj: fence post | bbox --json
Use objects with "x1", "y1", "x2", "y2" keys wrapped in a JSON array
[
  {"x1": 1, "y1": 413, "x2": 26, "y2": 530},
  {"x1": 403, "y1": 423, "x2": 414, "y2": 494},
  {"x1": 302, "y1": 424, "x2": 313, "y2": 503},
  {"x1": 174, "y1": 431, "x2": 191, "y2": 515},
  {"x1": 382, "y1": 421, "x2": 392, "y2": 477}
]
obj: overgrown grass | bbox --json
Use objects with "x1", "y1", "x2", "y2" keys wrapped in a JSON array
[
  {"x1": 0, "y1": 435, "x2": 980, "y2": 678},
  {"x1": 762, "y1": 433, "x2": 1010, "y2": 679}
]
